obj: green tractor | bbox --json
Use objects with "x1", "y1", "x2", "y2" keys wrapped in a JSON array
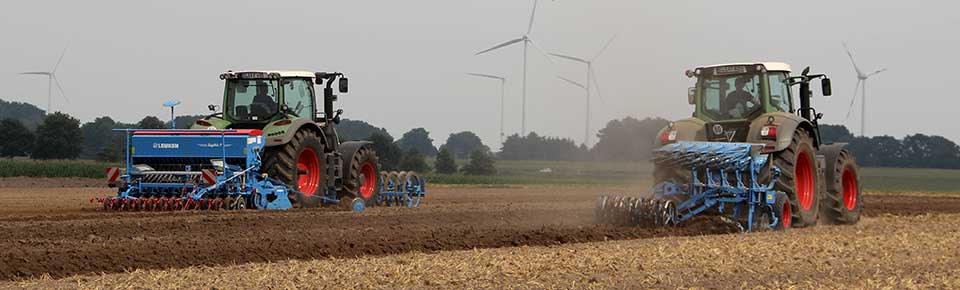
[
  {"x1": 654, "y1": 62, "x2": 862, "y2": 227},
  {"x1": 191, "y1": 70, "x2": 380, "y2": 207}
]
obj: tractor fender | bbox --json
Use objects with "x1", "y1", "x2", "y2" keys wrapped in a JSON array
[
  {"x1": 188, "y1": 116, "x2": 231, "y2": 130},
  {"x1": 337, "y1": 141, "x2": 374, "y2": 166},
  {"x1": 746, "y1": 112, "x2": 820, "y2": 152},
  {"x1": 263, "y1": 119, "x2": 328, "y2": 149},
  {"x1": 654, "y1": 117, "x2": 707, "y2": 146}
]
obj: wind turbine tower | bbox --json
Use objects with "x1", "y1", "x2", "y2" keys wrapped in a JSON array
[
  {"x1": 467, "y1": 73, "x2": 507, "y2": 144},
  {"x1": 551, "y1": 35, "x2": 616, "y2": 145},
  {"x1": 20, "y1": 44, "x2": 71, "y2": 114},
  {"x1": 475, "y1": 0, "x2": 554, "y2": 135},
  {"x1": 842, "y1": 42, "x2": 887, "y2": 137}
]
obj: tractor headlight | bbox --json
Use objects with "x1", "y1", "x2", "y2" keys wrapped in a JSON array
[
  {"x1": 660, "y1": 130, "x2": 678, "y2": 143},
  {"x1": 760, "y1": 125, "x2": 777, "y2": 139}
]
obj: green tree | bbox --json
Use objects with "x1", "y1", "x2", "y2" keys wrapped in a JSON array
[
  {"x1": 462, "y1": 149, "x2": 496, "y2": 176},
  {"x1": 137, "y1": 116, "x2": 167, "y2": 129},
  {"x1": 593, "y1": 117, "x2": 669, "y2": 162},
  {"x1": 0, "y1": 99, "x2": 45, "y2": 130},
  {"x1": 434, "y1": 148, "x2": 458, "y2": 174},
  {"x1": 499, "y1": 132, "x2": 589, "y2": 161},
  {"x1": 338, "y1": 119, "x2": 390, "y2": 141},
  {"x1": 399, "y1": 148, "x2": 431, "y2": 173},
  {"x1": 440, "y1": 131, "x2": 489, "y2": 160},
  {"x1": 367, "y1": 132, "x2": 403, "y2": 171},
  {"x1": 0, "y1": 119, "x2": 35, "y2": 157},
  {"x1": 396, "y1": 127, "x2": 438, "y2": 156},
  {"x1": 80, "y1": 116, "x2": 118, "y2": 159},
  {"x1": 32, "y1": 112, "x2": 83, "y2": 159}
]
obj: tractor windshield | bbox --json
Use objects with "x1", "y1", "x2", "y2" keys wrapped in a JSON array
[
  {"x1": 700, "y1": 73, "x2": 761, "y2": 120},
  {"x1": 225, "y1": 79, "x2": 280, "y2": 122}
]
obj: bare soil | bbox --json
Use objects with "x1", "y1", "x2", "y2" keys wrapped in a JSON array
[
  {"x1": 10, "y1": 213, "x2": 959, "y2": 290},
  {"x1": 0, "y1": 181, "x2": 957, "y2": 281}
]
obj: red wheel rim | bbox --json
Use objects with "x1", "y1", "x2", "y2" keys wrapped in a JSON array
[
  {"x1": 795, "y1": 151, "x2": 815, "y2": 211},
  {"x1": 297, "y1": 147, "x2": 321, "y2": 195},
  {"x1": 842, "y1": 167, "x2": 858, "y2": 210},
  {"x1": 782, "y1": 201, "x2": 791, "y2": 228},
  {"x1": 358, "y1": 162, "x2": 376, "y2": 199}
]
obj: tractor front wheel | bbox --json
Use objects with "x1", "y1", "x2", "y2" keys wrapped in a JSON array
[
  {"x1": 770, "y1": 129, "x2": 821, "y2": 227},
  {"x1": 262, "y1": 129, "x2": 325, "y2": 207}
]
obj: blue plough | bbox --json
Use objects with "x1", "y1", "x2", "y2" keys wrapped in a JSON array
[{"x1": 597, "y1": 141, "x2": 790, "y2": 231}]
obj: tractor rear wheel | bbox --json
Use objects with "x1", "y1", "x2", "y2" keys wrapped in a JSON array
[
  {"x1": 340, "y1": 145, "x2": 381, "y2": 207},
  {"x1": 821, "y1": 149, "x2": 862, "y2": 224},
  {"x1": 770, "y1": 129, "x2": 821, "y2": 227},
  {"x1": 262, "y1": 129, "x2": 325, "y2": 207}
]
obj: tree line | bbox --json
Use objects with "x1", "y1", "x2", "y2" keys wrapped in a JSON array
[{"x1": 3, "y1": 99, "x2": 960, "y2": 171}]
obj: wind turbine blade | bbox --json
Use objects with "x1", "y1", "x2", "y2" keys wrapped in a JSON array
[
  {"x1": 527, "y1": 0, "x2": 539, "y2": 35},
  {"x1": 52, "y1": 42, "x2": 69, "y2": 73},
  {"x1": 548, "y1": 52, "x2": 588, "y2": 64},
  {"x1": 527, "y1": 38, "x2": 555, "y2": 64},
  {"x1": 557, "y1": 76, "x2": 585, "y2": 89},
  {"x1": 592, "y1": 34, "x2": 617, "y2": 61},
  {"x1": 845, "y1": 79, "x2": 862, "y2": 120},
  {"x1": 476, "y1": 38, "x2": 524, "y2": 55},
  {"x1": 589, "y1": 67, "x2": 604, "y2": 103},
  {"x1": 467, "y1": 73, "x2": 504, "y2": 80},
  {"x1": 20, "y1": 72, "x2": 52, "y2": 75},
  {"x1": 841, "y1": 42, "x2": 864, "y2": 77},
  {"x1": 52, "y1": 76, "x2": 70, "y2": 104},
  {"x1": 867, "y1": 68, "x2": 888, "y2": 77}
]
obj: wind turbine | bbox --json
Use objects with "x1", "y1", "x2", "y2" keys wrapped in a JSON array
[
  {"x1": 467, "y1": 73, "x2": 508, "y2": 144},
  {"x1": 556, "y1": 76, "x2": 591, "y2": 144},
  {"x1": 475, "y1": 0, "x2": 554, "y2": 136},
  {"x1": 550, "y1": 34, "x2": 616, "y2": 145},
  {"x1": 20, "y1": 43, "x2": 71, "y2": 114},
  {"x1": 842, "y1": 42, "x2": 887, "y2": 137}
]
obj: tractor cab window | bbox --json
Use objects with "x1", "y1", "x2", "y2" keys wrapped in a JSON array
[
  {"x1": 281, "y1": 78, "x2": 315, "y2": 118},
  {"x1": 767, "y1": 72, "x2": 792, "y2": 112},
  {"x1": 225, "y1": 79, "x2": 279, "y2": 122},
  {"x1": 701, "y1": 74, "x2": 761, "y2": 119}
]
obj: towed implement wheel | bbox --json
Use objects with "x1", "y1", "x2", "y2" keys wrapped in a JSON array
[
  {"x1": 769, "y1": 129, "x2": 821, "y2": 227},
  {"x1": 822, "y1": 149, "x2": 862, "y2": 224},
  {"x1": 262, "y1": 129, "x2": 326, "y2": 207}
]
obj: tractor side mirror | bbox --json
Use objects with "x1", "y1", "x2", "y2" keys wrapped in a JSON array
[
  {"x1": 821, "y1": 78, "x2": 832, "y2": 96},
  {"x1": 338, "y1": 77, "x2": 349, "y2": 93},
  {"x1": 208, "y1": 104, "x2": 218, "y2": 111},
  {"x1": 687, "y1": 87, "x2": 696, "y2": 104}
]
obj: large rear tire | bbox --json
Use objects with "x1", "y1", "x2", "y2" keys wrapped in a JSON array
[
  {"x1": 821, "y1": 149, "x2": 862, "y2": 224},
  {"x1": 340, "y1": 145, "x2": 381, "y2": 207},
  {"x1": 770, "y1": 129, "x2": 821, "y2": 227},
  {"x1": 262, "y1": 129, "x2": 325, "y2": 207}
]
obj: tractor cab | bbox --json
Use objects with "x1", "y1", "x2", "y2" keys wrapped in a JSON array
[
  {"x1": 193, "y1": 70, "x2": 349, "y2": 148},
  {"x1": 216, "y1": 71, "x2": 319, "y2": 128},
  {"x1": 686, "y1": 62, "x2": 795, "y2": 123}
]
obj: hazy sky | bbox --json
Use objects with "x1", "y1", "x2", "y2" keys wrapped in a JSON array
[{"x1": 1, "y1": 1, "x2": 957, "y2": 149}]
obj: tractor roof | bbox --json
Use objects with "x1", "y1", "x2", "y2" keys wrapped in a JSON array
[
  {"x1": 225, "y1": 70, "x2": 316, "y2": 78},
  {"x1": 697, "y1": 62, "x2": 792, "y2": 72}
]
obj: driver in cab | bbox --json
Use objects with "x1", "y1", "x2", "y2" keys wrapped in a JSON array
[
  {"x1": 724, "y1": 76, "x2": 759, "y2": 118},
  {"x1": 250, "y1": 82, "x2": 276, "y2": 119}
]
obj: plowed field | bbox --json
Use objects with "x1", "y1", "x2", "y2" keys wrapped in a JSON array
[{"x1": 1, "y1": 179, "x2": 958, "y2": 284}]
